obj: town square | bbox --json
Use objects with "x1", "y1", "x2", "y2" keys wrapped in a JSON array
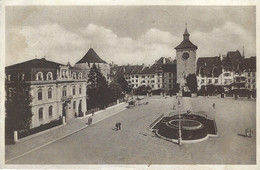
[{"x1": 2, "y1": 4, "x2": 257, "y2": 169}]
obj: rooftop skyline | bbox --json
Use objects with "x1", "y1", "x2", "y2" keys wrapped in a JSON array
[{"x1": 6, "y1": 6, "x2": 256, "y2": 66}]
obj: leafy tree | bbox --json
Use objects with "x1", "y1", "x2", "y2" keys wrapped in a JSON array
[
  {"x1": 134, "y1": 85, "x2": 151, "y2": 95},
  {"x1": 5, "y1": 81, "x2": 33, "y2": 139},
  {"x1": 108, "y1": 82, "x2": 123, "y2": 102},
  {"x1": 87, "y1": 64, "x2": 109, "y2": 110},
  {"x1": 186, "y1": 74, "x2": 198, "y2": 93},
  {"x1": 169, "y1": 83, "x2": 180, "y2": 95},
  {"x1": 117, "y1": 74, "x2": 131, "y2": 93}
]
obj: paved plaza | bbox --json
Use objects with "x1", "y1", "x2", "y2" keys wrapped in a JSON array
[{"x1": 6, "y1": 96, "x2": 256, "y2": 164}]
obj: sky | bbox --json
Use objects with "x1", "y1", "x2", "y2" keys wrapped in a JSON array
[{"x1": 5, "y1": 6, "x2": 256, "y2": 66}]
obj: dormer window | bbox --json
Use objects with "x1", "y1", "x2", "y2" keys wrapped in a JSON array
[
  {"x1": 36, "y1": 72, "x2": 44, "y2": 81},
  {"x1": 47, "y1": 72, "x2": 53, "y2": 80},
  {"x1": 72, "y1": 72, "x2": 77, "y2": 79}
]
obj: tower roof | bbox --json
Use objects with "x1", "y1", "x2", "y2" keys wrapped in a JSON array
[
  {"x1": 175, "y1": 27, "x2": 197, "y2": 50},
  {"x1": 76, "y1": 48, "x2": 107, "y2": 64}
]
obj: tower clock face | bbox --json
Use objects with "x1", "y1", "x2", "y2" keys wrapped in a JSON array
[{"x1": 182, "y1": 52, "x2": 189, "y2": 60}]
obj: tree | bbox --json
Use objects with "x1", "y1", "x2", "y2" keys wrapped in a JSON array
[
  {"x1": 87, "y1": 64, "x2": 109, "y2": 110},
  {"x1": 108, "y1": 82, "x2": 123, "y2": 102},
  {"x1": 117, "y1": 74, "x2": 131, "y2": 93},
  {"x1": 5, "y1": 81, "x2": 33, "y2": 139},
  {"x1": 186, "y1": 74, "x2": 198, "y2": 93}
]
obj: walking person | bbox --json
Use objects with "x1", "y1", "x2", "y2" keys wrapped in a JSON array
[
  {"x1": 118, "y1": 122, "x2": 121, "y2": 130},
  {"x1": 213, "y1": 103, "x2": 215, "y2": 109},
  {"x1": 115, "y1": 122, "x2": 118, "y2": 131}
]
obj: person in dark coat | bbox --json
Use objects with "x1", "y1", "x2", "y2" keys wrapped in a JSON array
[
  {"x1": 115, "y1": 123, "x2": 118, "y2": 131},
  {"x1": 118, "y1": 122, "x2": 121, "y2": 130}
]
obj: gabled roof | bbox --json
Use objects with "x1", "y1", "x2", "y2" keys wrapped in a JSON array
[
  {"x1": 6, "y1": 58, "x2": 62, "y2": 70},
  {"x1": 226, "y1": 50, "x2": 243, "y2": 65},
  {"x1": 196, "y1": 56, "x2": 222, "y2": 77},
  {"x1": 240, "y1": 56, "x2": 256, "y2": 72},
  {"x1": 76, "y1": 48, "x2": 107, "y2": 64},
  {"x1": 162, "y1": 63, "x2": 176, "y2": 73}
]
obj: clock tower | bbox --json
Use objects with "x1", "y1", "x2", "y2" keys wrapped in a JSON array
[{"x1": 175, "y1": 26, "x2": 198, "y2": 87}]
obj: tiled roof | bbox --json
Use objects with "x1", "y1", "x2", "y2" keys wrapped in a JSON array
[
  {"x1": 175, "y1": 39, "x2": 198, "y2": 50},
  {"x1": 76, "y1": 48, "x2": 107, "y2": 64},
  {"x1": 196, "y1": 56, "x2": 222, "y2": 77},
  {"x1": 240, "y1": 56, "x2": 256, "y2": 72},
  {"x1": 162, "y1": 63, "x2": 176, "y2": 73},
  {"x1": 6, "y1": 58, "x2": 62, "y2": 70}
]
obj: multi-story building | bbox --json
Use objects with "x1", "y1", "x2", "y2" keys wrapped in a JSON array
[
  {"x1": 110, "y1": 57, "x2": 177, "y2": 93},
  {"x1": 5, "y1": 58, "x2": 87, "y2": 128},
  {"x1": 241, "y1": 56, "x2": 256, "y2": 91}
]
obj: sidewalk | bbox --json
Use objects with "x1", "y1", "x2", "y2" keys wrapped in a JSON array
[{"x1": 5, "y1": 102, "x2": 128, "y2": 162}]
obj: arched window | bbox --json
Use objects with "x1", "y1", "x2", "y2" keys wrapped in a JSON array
[
  {"x1": 72, "y1": 72, "x2": 77, "y2": 79},
  {"x1": 72, "y1": 86, "x2": 76, "y2": 95},
  {"x1": 79, "y1": 85, "x2": 82, "y2": 94},
  {"x1": 62, "y1": 86, "x2": 67, "y2": 97},
  {"x1": 48, "y1": 88, "x2": 52, "y2": 99},
  {"x1": 36, "y1": 72, "x2": 43, "y2": 81},
  {"x1": 39, "y1": 108, "x2": 43, "y2": 120},
  {"x1": 78, "y1": 72, "x2": 82, "y2": 79},
  {"x1": 47, "y1": 72, "x2": 53, "y2": 80},
  {"x1": 38, "y1": 89, "x2": 42, "y2": 100},
  {"x1": 49, "y1": 106, "x2": 53, "y2": 117},
  {"x1": 73, "y1": 101, "x2": 76, "y2": 110}
]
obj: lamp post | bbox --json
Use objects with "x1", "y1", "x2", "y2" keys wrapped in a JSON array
[{"x1": 178, "y1": 96, "x2": 182, "y2": 146}]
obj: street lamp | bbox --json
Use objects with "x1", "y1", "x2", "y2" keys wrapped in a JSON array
[{"x1": 178, "y1": 96, "x2": 182, "y2": 146}]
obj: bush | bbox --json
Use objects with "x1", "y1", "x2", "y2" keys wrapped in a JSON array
[{"x1": 18, "y1": 118, "x2": 62, "y2": 139}]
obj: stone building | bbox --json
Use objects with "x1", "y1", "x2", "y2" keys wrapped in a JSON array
[
  {"x1": 74, "y1": 48, "x2": 111, "y2": 82},
  {"x1": 175, "y1": 27, "x2": 198, "y2": 88},
  {"x1": 5, "y1": 58, "x2": 87, "y2": 128}
]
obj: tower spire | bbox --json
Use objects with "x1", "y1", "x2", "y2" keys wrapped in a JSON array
[{"x1": 183, "y1": 23, "x2": 190, "y2": 40}]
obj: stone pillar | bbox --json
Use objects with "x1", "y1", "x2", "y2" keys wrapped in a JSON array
[
  {"x1": 62, "y1": 116, "x2": 66, "y2": 125},
  {"x1": 14, "y1": 131, "x2": 18, "y2": 143},
  {"x1": 147, "y1": 93, "x2": 149, "y2": 97},
  {"x1": 117, "y1": 99, "x2": 119, "y2": 104}
]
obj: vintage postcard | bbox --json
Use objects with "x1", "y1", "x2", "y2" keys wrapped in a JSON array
[{"x1": 1, "y1": 0, "x2": 259, "y2": 169}]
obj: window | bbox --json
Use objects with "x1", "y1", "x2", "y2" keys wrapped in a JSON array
[
  {"x1": 252, "y1": 73, "x2": 255, "y2": 77},
  {"x1": 162, "y1": 84, "x2": 165, "y2": 88},
  {"x1": 132, "y1": 76, "x2": 134, "y2": 78},
  {"x1": 201, "y1": 79, "x2": 205, "y2": 83},
  {"x1": 169, "y1": 80, "x2": 172, "y2": 83},
  {"x1": 73, "y1": 86, "x2": 76, "y2": 95},
  {"x1": 47, "y1": 72, "x2": 53, "y2": 80},
  {"x1": 72, "y1": 72, "x2": 77, "y2": 79},
  {"x1": 136, "y1": 80, "x2": 138, "y2": 82},
  {"x1": 248, "y1": 72, "x2": 251, "y2": 77},
  {"x1": 49, "y1": 106, "x2": 53, "y2": 118},
  {"x1": 132, "y1": 80, "x2": 134, "y2": 82},
  {"x1": 152, "y1": 85, "x2": 154, "y2": 88},
  {"x1": 48, "y1": 88, "x2": 52, "y2": 99},
  {"x1": 36, "y1": 72, "x2": 43, "y2": 80},
  {"x1": 162, "y1": 79, "x2": 164, "y2": 83},
  {"x1": 158, "y1": 84, "x2": 160, "y2": 88},
  {"x1": 38, "y1": 89, "x2": 42, "y2": 100},
  {"x1": 79, "y1": 85, "x2": 82, "y2": 94},
  {"x1": 78, "y1": 72, "x2": 82, "y2": 79},
  {"x1": 73, "y1": 101, "x2": 76, "y2": 110},
  {"x1": 158, "y1": 79, "x2": 160, "y2": 83},
  {"x1": 142, "y1": 76, "x2": 145, "y2": 78},
  {"x1": 151, "y1": 80, "x2": 155, "y2": 83},
  {"x1": 253, "y1": 85, "x2": 255, "y2": 89},
  {"x1": 208, "y1": 79, "x2": 212, "y2": 84},
  {"x1": 39, "y1": 108, "x2": 43, "y2": 121},
  {"x1": 252, "y1": 79, "x2": 255, "y2": 83},
  {"x1": 152, "y1": 75, "x2": 155, "y2": 78},
  {"x1": 136, "y1": 75, "x2": 138, "y2": 78},
  {"x1": 158, "y1": 73, "x2": 161, "y2": 76},
  {"x1": 169, "y1": 84, "x2": 172, "y2": 88},
  {"x1": 169, "y1": 73, "x2": 172, "y2": 77},
  {"x1": 141, "y1": 80, "x2": 145, "y2": 83},
  {"x1": 62, "y1": 86, "x2": 67, "y2": 97},
  {"x1": 224, "y1": 73, "x2": 230, "y2": 77},
  {"x1": 215, "y1": 79, "x2": 218, "y2": 84},
  {"x1": 248, "y1": 79, "x2": 251, "y2": 83},
  {"x1": 248, "y1": 84, "x2": 251, "y2": 88}
]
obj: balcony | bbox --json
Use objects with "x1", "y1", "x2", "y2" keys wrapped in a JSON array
[{"x1": 61, "y1": 95, "x2": 73, "y2": 102}]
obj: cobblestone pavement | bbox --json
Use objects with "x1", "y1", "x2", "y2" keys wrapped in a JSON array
[{"x1": 5, "y1": 96, "x2": 256, "y2": 165}]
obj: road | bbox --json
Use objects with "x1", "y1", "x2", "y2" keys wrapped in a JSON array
[{"x1": 7, "y1": 96, "x2": 256, "y2": 164}]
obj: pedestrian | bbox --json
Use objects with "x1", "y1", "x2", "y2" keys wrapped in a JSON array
[
  {"x1": 118, "y1": 122, "x2": 121, "y2": 130},
  {"x1": 115, "y1": 122, "x2": 118, "y2": 131},
  {"x1": 213, "y1": 103, "x2": 215, "y2": 109},
  {"x1": 249, "y1": 128, "x2": 253, "y2": 138},
  {"x1": 245, "y1": 128, "x2": 248, "y2": 137}
]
